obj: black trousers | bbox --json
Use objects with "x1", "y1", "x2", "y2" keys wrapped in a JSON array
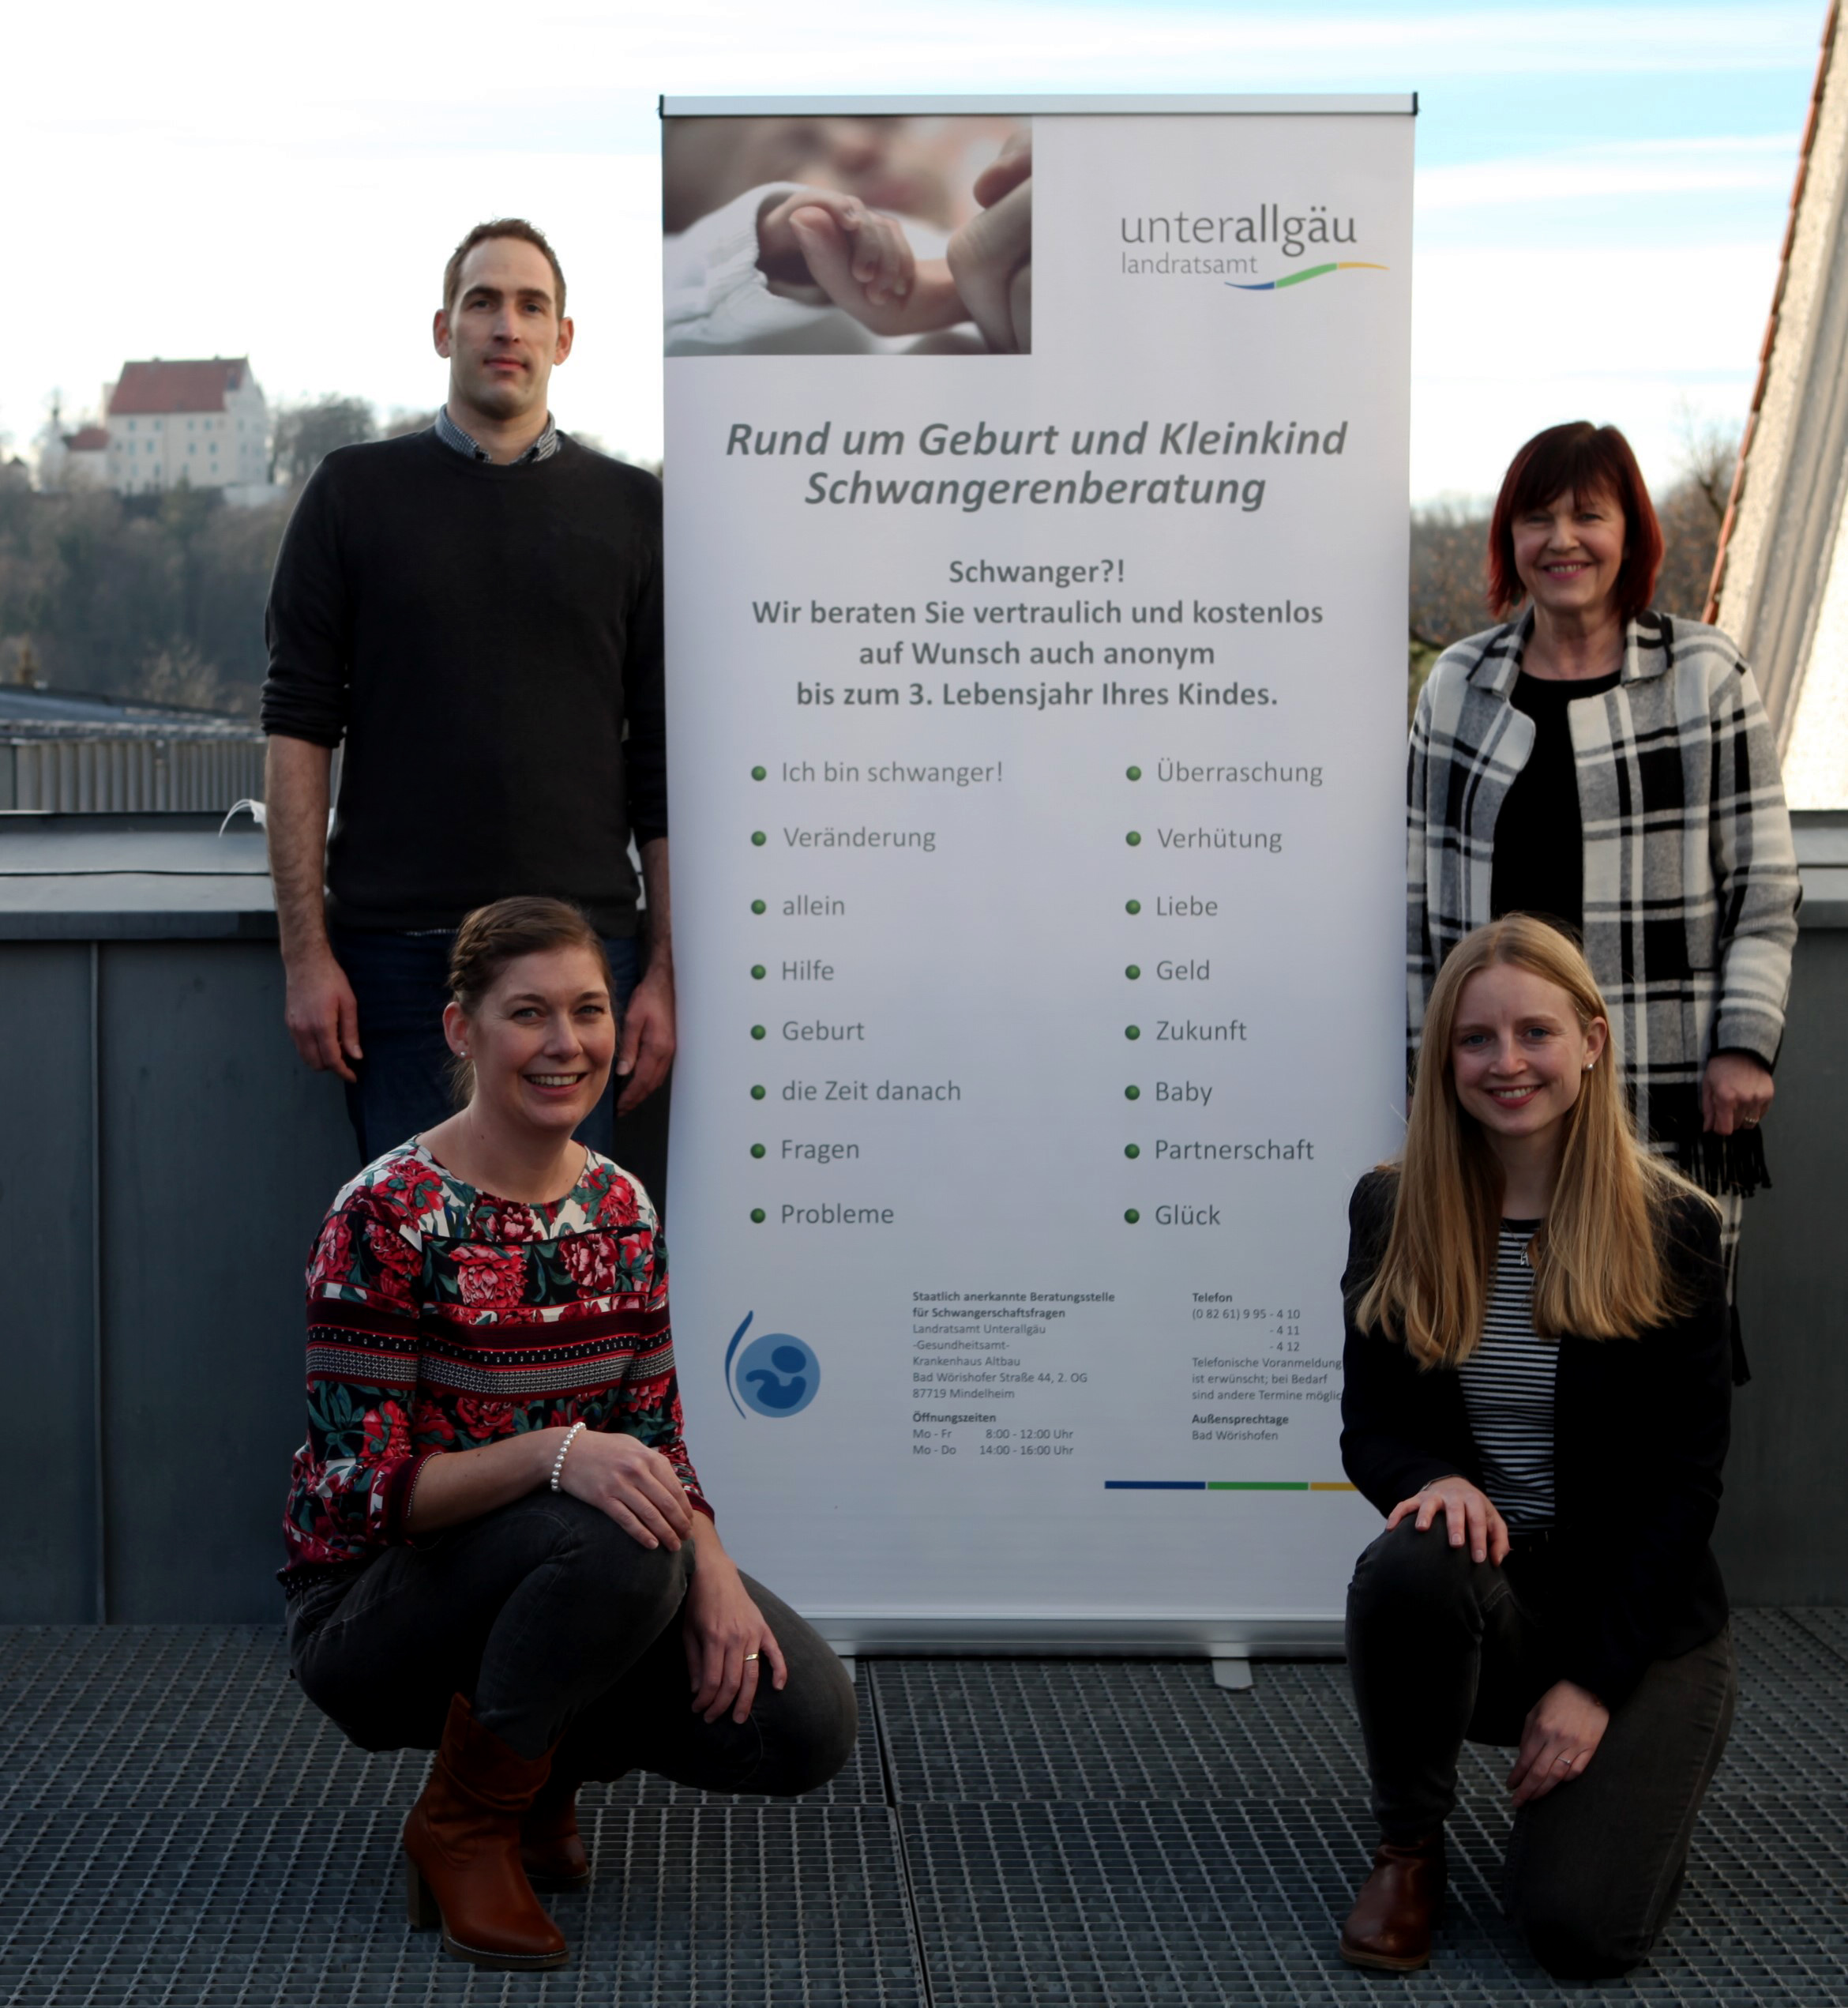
[
  {"x1": 1346, "y1": 1519, "x2": 1736, "y2": 1980},
  {"x1": 287, "y1": 1495, "x2": 858, "y2": 1799}
]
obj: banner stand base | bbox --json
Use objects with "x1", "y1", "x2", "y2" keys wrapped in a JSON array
[{"x1": 800, "y1": 1615, "x2": 1345, "y2": 1660}]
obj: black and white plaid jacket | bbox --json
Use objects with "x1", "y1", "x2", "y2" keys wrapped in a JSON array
[{"x1": 1408, "y1": 609, "x2": 1800, "y2": 1195}]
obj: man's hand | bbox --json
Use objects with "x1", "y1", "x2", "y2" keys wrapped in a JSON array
[
  {"x1": 1384, "y1": 1475, "x2": 1510, "y2": 1566},
  {"x1": 616, "y1": 960, "x2": 676, "y2": 1115},
  {"x1": 1507, "y1": 1680, "x2": 1609, "y2": 1806},
  {"x1": 682, "y1": 1529, "x2": 788, "y2": 1724},
  {"x1": 1702, "y1": 1051, "x2": 1774, "y2": 1136},
  {"x1": 284, "y1": 947, "x2": 362, "y2": 1082}
]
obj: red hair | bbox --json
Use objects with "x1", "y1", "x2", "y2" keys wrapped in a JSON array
[{"x1": 1486, "y1": 422, "x2": 1663, "y2": 622}]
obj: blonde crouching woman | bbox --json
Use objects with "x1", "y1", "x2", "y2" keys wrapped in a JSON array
[{"x1": 1337, "y1": 916, "x2": 1733, "y2": 1981}]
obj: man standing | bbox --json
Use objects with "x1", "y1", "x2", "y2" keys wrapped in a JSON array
[{"x1": 261, "y1": 219, "x2": 673, "y2": 1163}]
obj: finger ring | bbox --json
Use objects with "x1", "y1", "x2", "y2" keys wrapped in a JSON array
[
  {"x1": 744, "y1": 1652, "x2": 759, "y2": 1661},
  {"x1": 1741, "y1": 1116, "x2": 1759, "y2": 1129}
]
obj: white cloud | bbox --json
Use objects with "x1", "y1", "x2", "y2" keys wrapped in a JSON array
[
  {"x1": 1418, "y1": 133, "x2": 1800, "y2": 213},
  {"x1": 1410, "y1": 239, "x2": 1778, "y2": 498}
]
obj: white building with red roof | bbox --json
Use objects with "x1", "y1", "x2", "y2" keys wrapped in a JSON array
[{"x1": 103, "y1": 356, "x2": 269, "y2": 498}]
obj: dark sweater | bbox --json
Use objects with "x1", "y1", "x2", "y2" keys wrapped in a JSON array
[
  {"x1": 261, "y1": 431, "x2": 665, "y2": 934},
  {"x1": 1488, "y1": 667, "x2": 1621, "y2": 936},
  {"x1": 1339, "y1": 1169, "x2": 1731, "y2": 1705}
]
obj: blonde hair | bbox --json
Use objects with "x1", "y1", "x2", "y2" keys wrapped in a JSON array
[{"x1": 1357, "y1": 916, "x2": 1716, "y2": 1367}]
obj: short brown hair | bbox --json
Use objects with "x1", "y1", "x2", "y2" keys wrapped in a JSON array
[
  {"x1": 442, "y1": 219, "x2": 568, "y2": 319},
  {"x1": 445, "y1": 897, "x2": 611, "y2": 1104},
  {"x1": 1486, "y1": 421, "x2": 1664, "y2": 622}
]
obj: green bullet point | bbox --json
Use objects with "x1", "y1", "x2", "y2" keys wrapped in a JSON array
[
  {"x1": 1125, "y1": 830, "x2": 1141, "y2": 846},
  {"x1": 1125, "y1": 1209, "x2": 1140, "y2": 1224},
  {"x1": 1125, "y1": 1085, "x2": 1140, "y2": 1100},
  {"x1": 1125, "y1": 1144, "x2": 1140, "y2": 1159},
  {"x1": 751, "y1": 965, "x2": 766, "y2": 980},
  {"x1": 1125, "y1": 899, "x2": 1141, "y2": 915},
  {"x1": 750, "y1": 1143, "x2": 766, "y2": 1159},
  {"x1": 1126, "y1": 765, "x2": 1142, "y2": 780},
  {"x1": 751, "y1": 899, "x2": 767, "y2": 915},
  {"x1": 751, "y1": 765, "x2": 767, "y2": 780},
  {"x1": 1126, "y1": 965, "x2": 1140, "y2": 980},
  {"x1": 750, "y1": 1085, "x2": 766, "y2": 1100},
  {"x1": 1125, "y1": 1025, "x2": 1140, "y2": 1040},
  {"x1": 751, "y1": 831, "x2": 767, "y2": 846},
  {"x1": 750, "y1": 1208, "x2": 766, "y2": 1224},
  {"x1": 751, "y1": 1025, "x2": 766, "y2": 1040}
]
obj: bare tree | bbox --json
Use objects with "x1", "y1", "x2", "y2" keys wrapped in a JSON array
[
  {"x1": 139, "y1": 641, "x2": 225, "y2": 712},
  {"x1": 1655, "y1": 407, "x2": 1742, "y2": 619},
  {"x1": 1410, "y1": 499, "x2": 1493, "y2": 652},
  {"x1": 269, "y1": 397, "x2": 377, "y2": 485}
]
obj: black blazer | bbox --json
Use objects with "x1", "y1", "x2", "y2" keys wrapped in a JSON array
[{"x1": 1339, "y1": 1170, "x2": 1731, "y2": 1706}]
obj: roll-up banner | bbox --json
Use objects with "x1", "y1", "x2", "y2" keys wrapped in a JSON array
[{"x1": 662, "y1": 96, "x2": 1414, "y2": 1653}]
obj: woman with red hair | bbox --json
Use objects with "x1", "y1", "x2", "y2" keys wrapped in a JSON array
[{"x1": 1407, "y1": 421, "x2": 1800, "y2": 1374}]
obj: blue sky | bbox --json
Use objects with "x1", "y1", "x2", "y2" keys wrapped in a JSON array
[{"x1": 3, "y1": 0, "x2": 1826, "y2": 498}]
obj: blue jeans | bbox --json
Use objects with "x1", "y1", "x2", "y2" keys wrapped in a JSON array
[{"x1": 330, "y1": 926, "x2": 641, "y2": 1165}]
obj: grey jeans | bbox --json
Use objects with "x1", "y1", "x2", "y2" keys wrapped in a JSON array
[
  {"x1": 1346, "y1": 1518, "x2": 1737, "y2": 1980},
  {"x1": 287, "y1": 1493, "x2": 858, "y2": 1796}
]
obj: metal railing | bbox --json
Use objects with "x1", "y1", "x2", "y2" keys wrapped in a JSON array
[{"x1": 0, "y1": 735, "x2": 268, "y2": 813}]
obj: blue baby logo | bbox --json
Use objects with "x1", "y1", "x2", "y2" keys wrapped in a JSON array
[{"x1": 724, "y1": 1312, "x2": 821, "y2": 1420}]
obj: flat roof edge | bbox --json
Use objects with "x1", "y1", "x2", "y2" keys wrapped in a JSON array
[{"x1": 660, "y1": 94, "x2": 1418, "y2": 118}]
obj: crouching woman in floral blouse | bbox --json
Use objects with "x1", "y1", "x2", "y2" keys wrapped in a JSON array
[{"x1": 280, "y1": 897, "x2": 856, "y2": 1972}]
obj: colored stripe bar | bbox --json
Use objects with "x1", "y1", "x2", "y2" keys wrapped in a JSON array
[
  {"x1": 1228, "y1": 261, "x2": 1390, "y2": 292},
  {"x1": 1106, "y1": 1480, "x2": 1359, "y2": 1491}
]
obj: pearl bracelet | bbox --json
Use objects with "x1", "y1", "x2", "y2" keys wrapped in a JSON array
[{"x1": 550, "y1": 1421, "x2": 586, "y2": 1492}]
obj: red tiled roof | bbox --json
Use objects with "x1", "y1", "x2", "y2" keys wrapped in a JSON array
[
  {"x1": 107, "y1": 358, "x2": 251, "y2": 417},
  {"x1": 64, "y1": 426, "x2": 110, "y2": 452}
]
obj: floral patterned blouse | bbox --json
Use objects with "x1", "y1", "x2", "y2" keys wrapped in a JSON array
[{"x1": 281, "y1": 1142, "x2": 709, "y2": 1585}]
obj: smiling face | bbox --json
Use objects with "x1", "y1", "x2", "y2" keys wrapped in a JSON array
[
  {"x1": 1510, "y1": 484, "x2": 1627, "y2": 627},
  {"x1": 445, "y1": 945, "x2": 614, "y2": 1141},
  {"x1": 1449, "y1": 961, "x2": 1608, "y2": 1150},
  {"x1": 434, "y1": 235, "x2": 573, "y2": 431}
]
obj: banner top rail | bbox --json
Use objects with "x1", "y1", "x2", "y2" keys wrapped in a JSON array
[{"x1": 660, "y1": 93, "x2": 1418, "y2": 118}]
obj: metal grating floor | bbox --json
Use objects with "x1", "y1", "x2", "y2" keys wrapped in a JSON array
[{"x1": 2, "y1": 1612, "x2": 1844, "y2": 2005}]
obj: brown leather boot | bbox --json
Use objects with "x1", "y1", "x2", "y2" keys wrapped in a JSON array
[
  {"x1": 520, "y1": 1769, "x2": 591, "y2": 1890},
  {"x1": 403, "y1": 1694, "x2": 569, "y2": 1970},
  {"x1": 1339, "y1": 1833, "x2": 1445, "y2": 1972}
]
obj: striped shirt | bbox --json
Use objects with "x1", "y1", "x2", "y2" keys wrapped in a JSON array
[
  {"x1": 434, "y1": 404, "x2": 560, "y2": 464},
  {"x1": 1458, "y1": 1221, "x2": 1558, "y2": 1529}
]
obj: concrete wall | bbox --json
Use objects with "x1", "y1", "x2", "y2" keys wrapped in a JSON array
[
  {"x1": 1715, "y1": 923, "x2": 1848, "y2": 1604},
  {"x1": 0, "y1": 916, "x2": 670, "y2": 1623}
]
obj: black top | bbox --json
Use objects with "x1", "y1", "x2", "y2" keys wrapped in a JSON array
[
  {"x1": 1489, "y1": 667, "x2": 1621, "y2": 937},
  {"x1": 261, "y1": 431, "x2": 665, "y2": 934},
  {"x1": 1339, "y1": 1170, "x2": 1731, "y2": 1706}
]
